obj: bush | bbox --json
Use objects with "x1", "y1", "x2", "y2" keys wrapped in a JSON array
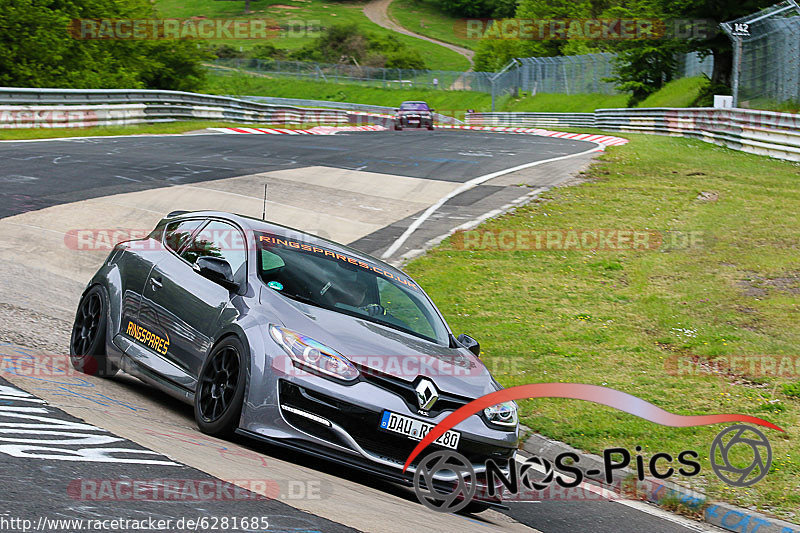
[
  {"x1": 290, "y1": 24, "x2": 426, "y2": 70},
  {"x1": 692, "y1": 76, "x2": 731, "y2": 107},
  {"x1": 435, "y1": 0, "x2": 515, "y2": 17},
  {"x1": 250, "y1": 42, "x2": 286, "y2": 61},
  {"x1": 210, "y1": 44, "x2": 246, "y2": 60}
]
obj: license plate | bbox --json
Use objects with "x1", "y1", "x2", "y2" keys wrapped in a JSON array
[{"x1": 379, "y1": 411, "x2": 460, "y2": 449}]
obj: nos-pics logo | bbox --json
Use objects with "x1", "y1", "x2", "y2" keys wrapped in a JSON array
[{"x1": 412, "y1": 424, "x2": 773, "y2": 513}]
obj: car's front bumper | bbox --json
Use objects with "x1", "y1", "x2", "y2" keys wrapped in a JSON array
[
  {"x1": 396, "y1": 114, "x2": 433, "y2": 127},
  {"x1": 241, "y1": 351, "x2": 518, "y2": 504}
]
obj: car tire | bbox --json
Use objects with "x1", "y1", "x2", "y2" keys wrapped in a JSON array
[
  {"x1": 395, "y1": 125, "x2": 403, "y2": 131},
  {"x1": 427, "y1": 125, "x2": 435, "y2": 130},
  {"x1": 194, "y1": 336, "x2": 247, "y2": 437},
  {"x1": 69, "y1": 285, "x2": 118, "y2": 378}
]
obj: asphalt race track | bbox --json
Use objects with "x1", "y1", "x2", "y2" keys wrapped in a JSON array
[{"x1": 0, "y1": 129, "x2": 721, "y2": 533}]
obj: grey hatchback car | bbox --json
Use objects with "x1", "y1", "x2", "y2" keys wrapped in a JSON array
[{"x1": 69, "y1": 211, "x2": 519, "y2": 508}]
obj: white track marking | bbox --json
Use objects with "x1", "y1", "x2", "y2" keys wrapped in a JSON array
[
  {"x1": 380, "y1": 145, "x2": 602, "y2": 259},
  {"x1": 395, "y1": 187, "x2": 549, "y2": 265},
  {"x1": 3, "y1": 221, "x2": 68, "y2": 236},
  {"x1": 0, "y1": 133, "x2": 214, "y2": 143}
]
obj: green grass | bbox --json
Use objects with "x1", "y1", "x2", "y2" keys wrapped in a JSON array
[
  {"x1": 204, "y1": 73, "x2": 630, "y2": 117},
  {"x1": 500, "y1": 92, "x2": 629, "y2": 112},
  {"x1": 745, "y1": 99, "x2": 800, "y2": 114},
  {"x1": 204, "y1": 74, "x2": 489, "y2": 116},
  {"x1": 636, "y1": 77, "x2": 708, "y2": 108},
  {"x1": 403, "y1": 136, "x2": 800, "y2": 518},
  {"x1": 388, "y1": 0, "x2": 474, "y2": 49},
  {"x1": 0, "y1": 121, "x2": 328, "y2": 140},
  {"x1": 153, "y1": 0, "x2": 470, "y2": 70}
]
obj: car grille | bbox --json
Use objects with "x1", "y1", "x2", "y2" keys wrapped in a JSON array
[
  {"x1": 278, "y1": 381, "x2": 515, "y2": 468},
  {"x1": 359, "y1": 368, "x2": 470, "y2": 418}
]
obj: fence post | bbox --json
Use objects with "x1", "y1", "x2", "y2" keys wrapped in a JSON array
[{"x1": 732, "y1": 37, "x2": 742, "y2": 107}]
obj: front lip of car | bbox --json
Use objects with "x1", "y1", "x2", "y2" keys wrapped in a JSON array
[
  {"x1": 397, "y1": 112, "x2": 431, "y2": 119},
  {"x1": 245, "y1": 336, "x2": 517, "y2": 501}
]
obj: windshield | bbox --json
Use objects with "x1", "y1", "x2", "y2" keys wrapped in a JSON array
[
  {"x1": 256, "y1": 233, "x2": 449, "y2": 344},
  {"x1": 400, "y1": 102, "x2": 430, "y2": 111}
]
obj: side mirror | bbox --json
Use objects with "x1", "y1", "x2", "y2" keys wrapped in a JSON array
[
  {"x1": 457, "y1": 334, "x2": 480, "y2": 357},
  {"x1": 194, "y1": 256, "x2": 238, "y2": 291}
]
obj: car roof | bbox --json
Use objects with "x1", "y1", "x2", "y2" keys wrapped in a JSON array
[
  {"x1": 400, "y1": 101, "x2": 428, "y2": 105},
  {"x1": 164, "y1": 210, "x2": 409, "y2": 278}
]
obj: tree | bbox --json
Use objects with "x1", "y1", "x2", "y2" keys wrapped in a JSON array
[
  {"x1": 600, "y1": 3, "x2": 684, "y2": 105},
  {"x1": 610, "y1": 41, "x2": 680, "y2": 105},
  {"x1": 0, "y1": 0, "x2": 209, "y2": 90},
  {"x1": 659, "y1": 0, "x2": 773, "y2": 87},
  {"x1": 474, "y1": 40, "x2": 525, "y2": 72}
]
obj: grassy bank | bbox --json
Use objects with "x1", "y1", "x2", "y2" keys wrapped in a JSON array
[
  {"x1": 388, "y1": 0, "x2": 475, "y2": 49},
  {"x1": 502, "y1": 92, "x2": 628, "y2": 112},
  {"x1": 204, "y1": 74, "x2": 628, "y2": 115},
  {"x1": 636, "y1": 77, "x2": 708, "y2": 108},
  {"x1": 154, "y1": 0, "x2": 470, "y2": 71},
  {"x1": 404, "y1": 136, "x2": 800, "y2": 518}
]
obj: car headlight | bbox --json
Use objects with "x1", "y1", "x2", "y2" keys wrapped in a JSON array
[
  {"x1": 269, "y1": 325, "x2": 359, "y2": 381},
  {"x1": 484, "y1": 401, "x2": 518, "y2": 428}
]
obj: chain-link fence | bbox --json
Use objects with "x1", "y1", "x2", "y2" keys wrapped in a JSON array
[
  {"x1": 486, "y1": 52, "x2": 712, "y2": 107},
  {"x1": 210, "y1": 58, "x2": 495, "y2": 92},
  {"x1": 677, "y1": 52, "x2": 714, "y2": 79},
  {"x1": 514, "y1": 54, "x2": 617, "y2": 95},
  {"x1": 722, "y1": 1, "x2": 800, "y2": 107},
  {"x1": 211, "y1": 51, "x2": 713, "y2": 98}
]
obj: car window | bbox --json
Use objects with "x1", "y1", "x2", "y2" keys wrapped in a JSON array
[
  {"x1": 257, "y1": 232, "x2": 449, "y2": 344},
  {"x1": 163, "y1": 219, "x2": 204, "y2": 254},
  {"x1": 400, "y1": 102, "x2": 429, "y2": 111},
  {"x1": 183, "y1": 220, "x2": 247, "y2": 279},
  {"x1": 376, "y1": 278, "x2": 437, "y2": 340}
]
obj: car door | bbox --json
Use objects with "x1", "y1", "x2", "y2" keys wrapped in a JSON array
[
  {"x1": 140, "y1": 219, "x2": 247, "y2": 379},
  {"x1": 112, "y1": 235, "x2": 167, "y2": 346},
  {"x1": 119, "y1": 218, "x2": 206, "y2": 386}
]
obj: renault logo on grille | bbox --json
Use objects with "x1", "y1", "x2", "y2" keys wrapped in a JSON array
[{"x1": 415, "y1": 379, "x2": 439, "y2": 411}]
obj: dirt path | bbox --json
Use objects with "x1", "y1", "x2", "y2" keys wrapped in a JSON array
[{"x1": 363, "y1": 0, "x2": 474, "y2": 66}]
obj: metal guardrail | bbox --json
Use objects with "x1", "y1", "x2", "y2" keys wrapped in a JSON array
[
  {"x1": 466, "y1": 112, "x2": 595, "y2": 128},
  {"x1": 595, "y1": 107, "x2": 800, "y2": 161},
  {"x1": 467, "y1": 108, "x2": 800, "y2": 162},
  {"x1": 0, "y1": 87, "x2": 349, "y2": 128}
]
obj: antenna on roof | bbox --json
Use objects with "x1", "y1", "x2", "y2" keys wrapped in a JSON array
[{"x1": 262, "y1": 183, "x2": 268, "y2": 221}]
